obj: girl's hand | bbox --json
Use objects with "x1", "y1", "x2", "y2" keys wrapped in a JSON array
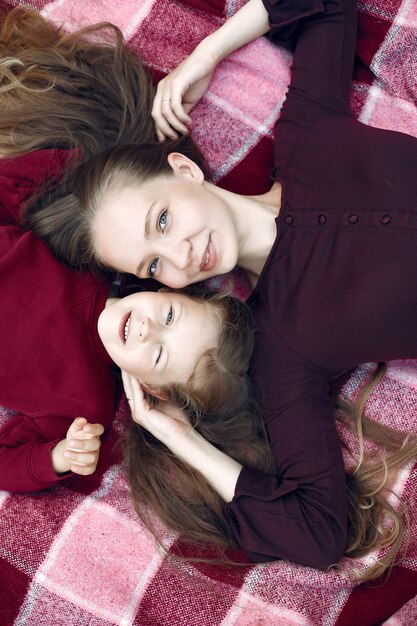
[
  {"x1": 122, "y1": 371, "x2": 191, "y2": 446},
  {"x1": 52, "y1": 417, "x2": 104, "y2": 476},
  {"x1": 152, "y1": 48, "x2": 217, "y2": 142}
]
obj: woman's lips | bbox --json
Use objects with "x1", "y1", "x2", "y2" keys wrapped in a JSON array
[{"x1": 200, "y1": 238, "x2": 217, "y2": 272}]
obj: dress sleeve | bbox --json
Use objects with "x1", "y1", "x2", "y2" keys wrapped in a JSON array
[
  {"x1": 0, "y1": 412, "x2": 73, "y2": 492},
  {"x1": 226, "y1": 386, "x2": 347, "y2": 569},
  {"x1": 226, "y1": 329, "x2": 348, "y2": 569},
  {"x1": 262, "y1": 0, "x2": 357, "y2": 122}
]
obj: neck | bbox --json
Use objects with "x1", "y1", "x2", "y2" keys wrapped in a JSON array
[{"x1": 207, "y1": 181, "x2": 281, "y2": 285}]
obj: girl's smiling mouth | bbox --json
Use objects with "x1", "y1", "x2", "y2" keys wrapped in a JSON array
[{"x1": 121, "y1": 313, "x2": 132, "y2": 343}]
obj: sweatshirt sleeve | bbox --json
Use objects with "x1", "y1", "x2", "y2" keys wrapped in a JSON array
[
  {"x1": 0, "y1": 149, "x2": 74, "y2": 225},
  {"x1": 0, "y1": 412, "x2": 74, "y2": 493}
]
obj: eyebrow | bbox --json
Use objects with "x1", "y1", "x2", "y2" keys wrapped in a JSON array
[{"x1": 135, "y1": 202, "x2": 155, "y2": 277}]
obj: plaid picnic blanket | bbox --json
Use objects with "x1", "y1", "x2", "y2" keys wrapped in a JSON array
[{"x1": 1, "y1": 0, "x2": 417, "y2": 624}]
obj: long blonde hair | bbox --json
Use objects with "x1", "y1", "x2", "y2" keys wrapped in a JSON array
[
  {"x1": 336, "y1": 363, "x2": 416, "y2": 580},
  {"x1": 0, "y1": 6, "x2": 155, "y2": 159}
]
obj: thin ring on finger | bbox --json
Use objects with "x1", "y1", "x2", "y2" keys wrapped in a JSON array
[{"x1": 162, "y1": 97, "x2": 171, "y2": 102}]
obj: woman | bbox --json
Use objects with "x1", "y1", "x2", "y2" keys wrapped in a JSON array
[{"x1": 6, "y1": 1, "x2": 417, "y2": 577}]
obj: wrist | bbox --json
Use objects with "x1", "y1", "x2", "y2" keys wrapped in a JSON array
[{"x1": 193, "y1": 37, "x2": 223, "y2": 68}]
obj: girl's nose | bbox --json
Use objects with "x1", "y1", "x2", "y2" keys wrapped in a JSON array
[{"x1": 138, "y1": 317, "x2": 151, "y2": 341}]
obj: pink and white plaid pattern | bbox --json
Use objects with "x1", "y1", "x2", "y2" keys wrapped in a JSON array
[{"x1": 1, "y1": 0, "x2": 417, "y2": 623}]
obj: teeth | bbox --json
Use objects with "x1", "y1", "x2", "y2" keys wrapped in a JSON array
[
  {"x1": 205, "y1": 250, "x2": 209, "y2": 265},
  {"x1": 124, "y1": 315, "x2": 131, "y2": 342}
]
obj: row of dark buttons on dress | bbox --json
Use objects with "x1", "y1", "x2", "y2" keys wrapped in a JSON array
[{"x1": 283, "y1": 214, "x2": 392, "y2": 225}]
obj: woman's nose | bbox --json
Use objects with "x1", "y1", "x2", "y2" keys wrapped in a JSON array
[{"x1": 169, "y1": 240, "x2": 192, "y2": 270}]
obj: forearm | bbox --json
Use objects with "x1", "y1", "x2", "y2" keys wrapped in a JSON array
[
  {"x1": 168, "y1": 430, "x2": 242, "y2": 503},
  {"x1": 196, "y1": 0, "x2": 270, "y2": 64}
]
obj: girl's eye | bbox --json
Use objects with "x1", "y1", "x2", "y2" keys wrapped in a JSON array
[
  {"x1": 158, "y1": 210, "x2": 168, "y2": 232},
  {"x1": 166, "y1": 306, "x2": 174, "y2": 325},
  {"x1": 148, "y1": 258, "x2": 159, "y2": 277},
  {"x1": 155, "y1": 346, "x2": 162, "y2": 366}
]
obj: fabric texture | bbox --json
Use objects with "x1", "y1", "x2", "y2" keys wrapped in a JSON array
[{"x1": 1, "y1": 0, "x2": 417, "y2": 623}]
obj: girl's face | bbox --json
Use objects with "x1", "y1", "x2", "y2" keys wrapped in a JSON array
[
  {"x1": 91, "y1": 154, "x2": 239, "y2": 288},
  {"x1": 97, "y1": 291, "x2": 219, "y2": 387}
]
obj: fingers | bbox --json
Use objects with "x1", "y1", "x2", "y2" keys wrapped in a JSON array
[
  {"x1": 64, "y1": 451, "x2": 98, "y2": 467},
  {"x1": 122, "y1": 371, "x2": 151, "y2": 426},
  {"x1": 152, "y1": 80, "x2": 192, "y2": 141},
  {"x1": 67, "y1": 417, "x2": 104, "y2": 440},
  {"x1": 122, "y1": 371, "x2": 145, "y2": 404},
  {"x1": 66, "y1": 437, "x2": 101, "y2": 453},
  {"x1": 69, "y1": 462, "x2": 97, "y2": 476},
  {"x1": 129, "y1": 375, "x2": 145, "y2": 400},
  {"x1": 81, "y1": 423, "x2": 105, "y2": 438},
  {"x1": 121, "y1": 370, "x2": 133, "y2": 401},
  {"x1": 152, "y1": 98, "x2": 183, "y2": 142},
  {"x1": 67, "y1": 416, "x2": 87, "y2": 436},
  {"x1": 64, "y1": 437, "x2": 101, "y2": 475},
  {"x1": 63, "y1": 418, "x2": 104, "y2": 476}
]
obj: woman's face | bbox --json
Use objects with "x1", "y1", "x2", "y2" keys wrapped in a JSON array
[
  {"x1": 91, "y1": 154, "x2": 239, "y2": 288},
  {"x1": 97, "y1": 290, "x2": 219, "y2": 387}
]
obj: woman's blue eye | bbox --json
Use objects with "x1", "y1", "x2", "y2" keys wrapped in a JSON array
[
  {"x1": 148, "y1": 258, "x2": 159, "y2": 277},
  {"x1": 158, "y1": 210, "x2": 168, "y2": 232},
  {"x1": 166, "y1": 306, "x2": 173, "y2": 325}
]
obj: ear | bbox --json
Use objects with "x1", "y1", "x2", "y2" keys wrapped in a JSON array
[
  {"x1": 167, "y1": 152, "x2": 204, "y2": 184},
  {"x1": 140, "y1": 381, "x2": 169, "y2": 401}
]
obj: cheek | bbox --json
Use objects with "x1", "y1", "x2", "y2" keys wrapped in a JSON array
[{"x1": 181, "y1": 201, "x2": 206, "y2": 229}]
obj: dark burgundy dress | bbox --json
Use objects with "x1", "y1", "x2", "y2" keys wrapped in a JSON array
[{"x1": 227, "y1": 0, "x2": 417, "y2": 569}]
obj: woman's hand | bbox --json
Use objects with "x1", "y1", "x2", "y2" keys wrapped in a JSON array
[
  {"x1": 151, "y1": 0, "x2": 269, "y2": 142},
  {"x1": 122, "y1": 372, "x2": 242, "y2": 502},
  {"x1": 152, "y1": 48, "x2": 217, "y2": 142},
  {"x1": 122, "y1": 371, "x2": 191, "y2": 446},
  {"x1": 51, "y1": 417, "x2": 104, "y2": 476}
]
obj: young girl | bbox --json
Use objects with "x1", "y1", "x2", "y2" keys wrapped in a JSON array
[
  {"x1": 25, "y1": 0, "x2": 417, "y2": 579},
  {"x1": 0, "y1": 149, "x2": 255, "y2": 493}
]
